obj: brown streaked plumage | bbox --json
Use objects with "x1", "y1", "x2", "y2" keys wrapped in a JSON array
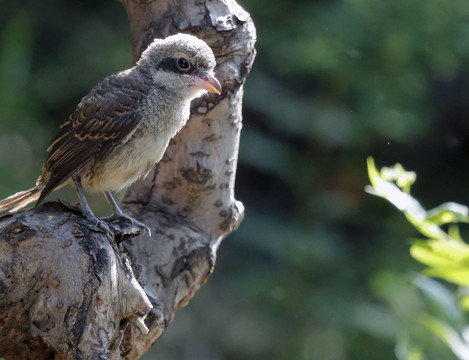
[{"x1": 0, "y1": 34, "x2": 222, "y2": 235}]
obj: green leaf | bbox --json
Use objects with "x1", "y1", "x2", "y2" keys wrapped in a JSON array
[
  {"x1": 410, "y1": 239, "x2": 469, "y2": 269},
  {"x1": 449, "y1": 225, "x2": 464, "y2": 243},
  {"x1": 407, "y1": 218, "x2": 448, "y2": 242},
  {"x1": 395, "y1": 335, "x2": 425, "y2": 360},
  {"x1": 413, "y1": 275, "x2": 463, "y2": 324},
  {"x1": 366, "y1": 157, "x2": 448, "y2": 240},
  {"x1": 423, "y1": 268, "x2": 469, "y2": 287},
  {"x1": 410, "y1": 242, "x2": 454, "y2": 268},
  {"x1": 366, "y1": 159, "x2": 425, "y2": 218},
  {"x1": 459, "y1": 296, "x2": 469, "y2": 312},
  {"x1": 420, "y1": 315, "x2": 469, "y2": 360},
  {"x1": 366, "y1": 156, "x2": 381, "y2": 189},
  {"x1": 426, "y1": 203, "x2": 469, "y2": 226}
]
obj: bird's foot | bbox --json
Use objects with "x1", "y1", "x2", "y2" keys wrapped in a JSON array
[
  {"x1": 60, "y1": 199, "x2": 114, "y2": 237},
  {"x1": 104, "y1": 212, "x2": 151, "y2": 238},
  {"x1": 85, "y1": 215, "x2": 114, "y2": 237},
  {"x1": 95, "y1": 218, "x2": 114, "y2": 236}
]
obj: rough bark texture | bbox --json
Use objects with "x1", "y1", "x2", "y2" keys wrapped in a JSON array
[{"x1": 0, "y1": 0, "x2": 255, "y2": 359}]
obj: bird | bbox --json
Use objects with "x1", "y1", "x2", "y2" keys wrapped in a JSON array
[{"x1": 0, "y1": 33, "x2": 222, "y2": 235}]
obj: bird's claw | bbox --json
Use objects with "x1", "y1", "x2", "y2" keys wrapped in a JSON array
[
  {"x1": 104, "y1": 212, "x2": 151, "y2": 237},
  {"x1": 86, "y1": 218, "x2": 114, "y2": 237},
  {"x1": 131, "y1": 218, "x2": 151, "y2": 237},
  {"x1": 96, "y1": 219, "x2": 113, "y2": 236}
]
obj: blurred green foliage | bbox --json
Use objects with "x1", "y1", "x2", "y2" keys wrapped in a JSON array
[
  {"x1": 367, "y1": 158, "x2": 469, "y2": 359},
  {"x1": 1, "y1": 0, "x2": 469, "y2": 359}
]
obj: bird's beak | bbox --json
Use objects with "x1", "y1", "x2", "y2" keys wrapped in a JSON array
[{"x1": 192, "y1": 74, "x2": 222, "y2": 95}]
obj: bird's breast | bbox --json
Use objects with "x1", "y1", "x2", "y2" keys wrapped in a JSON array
[
  {"x1": 80, "y1": 95, "x2": 191, "y2": 193},
  {"x1": 143, "y1": 87, "x2": 191, "y2": 138},
  {"x1": 82, "y1": 130, "x2": 171, "y2": 193}
]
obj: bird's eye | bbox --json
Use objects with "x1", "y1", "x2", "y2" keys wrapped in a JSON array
[{"x1": 177, "y1": 58, "x2": 190, "y2": 71}]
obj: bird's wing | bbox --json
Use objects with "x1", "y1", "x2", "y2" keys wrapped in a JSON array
[{"x1": 38, "y1": 71, "x2": 151, "y2": 203}]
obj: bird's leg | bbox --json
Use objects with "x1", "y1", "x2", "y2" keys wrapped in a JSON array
[
  {"x1": 73, "y1": 176, "x2": 112, "y2": 235},
  {"x1": 104, "y1": 191, "x2": 151, "y2": 236}
]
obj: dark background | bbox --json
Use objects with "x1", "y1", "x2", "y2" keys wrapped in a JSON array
[{"x1": 1, "y1": 1, "x2": 469, "y2": 359}]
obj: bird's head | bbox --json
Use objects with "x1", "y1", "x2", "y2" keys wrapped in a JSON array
[{"x1": 137, "y1": 34, "x2": 222, "y2": 100}]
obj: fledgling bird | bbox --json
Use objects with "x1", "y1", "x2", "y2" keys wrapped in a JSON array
[{"x1": 0, "y1": 34, "x2": 222, "y2": 235}]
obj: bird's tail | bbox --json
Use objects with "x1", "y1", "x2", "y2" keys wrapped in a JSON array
[{"x1": 0, "y1": 186, "x2": 42, "y2": 212}]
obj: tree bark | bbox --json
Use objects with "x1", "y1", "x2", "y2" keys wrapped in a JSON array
[{"x1": 0, "y1": 0, "x2": 256, "y2": 359}]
